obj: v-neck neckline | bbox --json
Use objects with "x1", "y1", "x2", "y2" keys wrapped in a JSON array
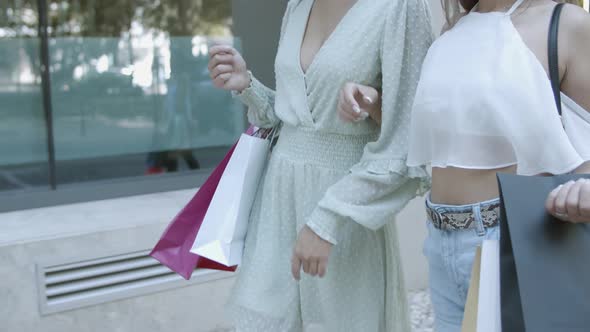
[{"x1": 298, "y1": 0, "x2": 360, "y2": 76}]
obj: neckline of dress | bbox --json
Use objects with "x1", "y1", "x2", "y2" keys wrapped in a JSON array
[{"x1": 298, "y1": 0, "x2": 362, "y2": 76}]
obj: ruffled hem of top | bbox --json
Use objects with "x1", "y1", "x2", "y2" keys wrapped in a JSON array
[{"x1": 351, "y1": 158, "x2": 431, "y2": 195}]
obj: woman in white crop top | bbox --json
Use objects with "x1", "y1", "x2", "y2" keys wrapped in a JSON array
[
  {"x1": 415, "y1": 1, "x2": 590, "y2": 330},
  {"x1": 338, "y1": 0, "x2": 590, "y2": 330}
]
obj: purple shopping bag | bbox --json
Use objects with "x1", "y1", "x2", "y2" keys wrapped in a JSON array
[{"x1": 150, "y1": 143, "x2": 238, "y2": 280}]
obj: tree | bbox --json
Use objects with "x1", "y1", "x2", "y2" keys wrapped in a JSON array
[
  {"x1": 0, "y1": 0, "x2": 38, "y2": 37},
  {"x1": 42, "y1": 0, "x2": 232, "y2": 37}
]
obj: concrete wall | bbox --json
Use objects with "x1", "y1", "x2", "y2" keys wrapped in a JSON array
[{"x1": 0, "y1": 190, "x2": 236, "y2": 332}]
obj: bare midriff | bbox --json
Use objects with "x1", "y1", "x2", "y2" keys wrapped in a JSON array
[{"x1": 430, "y1": 165, "x2": 518, "y2": 205}]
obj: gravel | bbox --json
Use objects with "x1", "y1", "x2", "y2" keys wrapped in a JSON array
[{"x1": 409, "y1": 289, "x2": 435, "y2": 332}]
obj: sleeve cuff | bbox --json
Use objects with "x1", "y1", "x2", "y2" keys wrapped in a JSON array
[
  {"x1": 306, "y1": 207, "x2": 347, "y2": 245},
  {"x1": 232, "y1": 71, "x2": 264, "y2": 108}
]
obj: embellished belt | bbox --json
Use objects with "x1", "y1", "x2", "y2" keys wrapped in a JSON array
[{"x1": 426, "y1": 199, "x2": 501, "y2": 231}]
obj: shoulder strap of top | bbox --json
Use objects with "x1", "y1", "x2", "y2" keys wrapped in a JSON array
[
  {"x1": 549, "y1": 3, "x2": 566, "y2": 115},
  {"x1": 506, "y1": 0, "x2": 526, "y2": 16}
]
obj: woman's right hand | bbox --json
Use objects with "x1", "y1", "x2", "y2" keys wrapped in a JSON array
[
  {"x1": 546, "y1": 179, "x2": 590, "y2": 223},
  {"x1": 208, "y1": 45, "x2": 250, "y2": 92}
]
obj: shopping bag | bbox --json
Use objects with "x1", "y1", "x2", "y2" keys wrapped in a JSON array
[
  {"x1": 462, "y1": 240, "x2": 501, "y2": 332},
  {"x1": 190, "y1": 132, "x2": 271, "y2": 266},
  {"x1": 150, "y1": 143, "x2": 239, "y2": 280},
  {"x1": 476, "y1": 240, "x2": 501, "y2": 332},
  {"x1": 462, "y1": 246, "x2": 482, "y2": 332},
  {"x1": 497, "y1": 173, "x2": 590, "y2": 332}
]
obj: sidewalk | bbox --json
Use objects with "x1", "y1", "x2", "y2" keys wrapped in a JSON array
[{"x1": 409, "y1": 290, "x2": 434, "y2": 332}]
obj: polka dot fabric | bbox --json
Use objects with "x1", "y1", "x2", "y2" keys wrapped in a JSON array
[{"x1": 229, "y1": 0, "x2": 434, "y2": 330}]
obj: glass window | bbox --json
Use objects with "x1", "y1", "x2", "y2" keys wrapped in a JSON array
[
  {"x1": 47, "y1": 0, "x2": 244, "y2": 185},
  {"x1": 0, "y1": 1, "x2": 50, "y2": 192}
]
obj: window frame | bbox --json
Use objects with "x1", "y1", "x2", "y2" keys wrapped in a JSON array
[{"x1": 0, "y1": 170, "x2": 210, "y2": 213}]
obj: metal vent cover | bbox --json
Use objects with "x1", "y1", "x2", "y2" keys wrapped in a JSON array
[{"x1": 36, "y1": 250, "x2": 232, "y2": 315}]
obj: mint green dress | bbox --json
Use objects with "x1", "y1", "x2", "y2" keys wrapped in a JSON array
[{"x1": 228, "y1": 0, "x2": 433, "y2": 330}]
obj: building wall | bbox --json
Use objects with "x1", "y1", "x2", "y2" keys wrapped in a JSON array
[{"x1": 0, "y1": 190, "x2": 236, "y2": 332}]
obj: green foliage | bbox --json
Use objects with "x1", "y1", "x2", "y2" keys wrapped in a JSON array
[
  {"x1": 0, "y1": 0, "x2": 38, "y2": 37},
  {"x1": 0, "y1": 0, "x2": 232, "y2": 37}
]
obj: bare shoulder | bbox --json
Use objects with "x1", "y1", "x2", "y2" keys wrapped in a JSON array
[
  {"x1": 561, "y1": 4, "x2": 590, "y2": 44},
  {"x1": 560, "y1": 5, "x2": 590, "y2": 114},
  {"x1": 441, "y1": 12, "x2": 468, "y2": 35}
]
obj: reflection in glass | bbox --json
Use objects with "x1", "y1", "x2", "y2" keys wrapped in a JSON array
[
  {"x1": 47, "y1": 0, "x2": 244, "y2": 184},
  {"x1": 0, "y1": 1, "x2": 50, "y2": 191}
]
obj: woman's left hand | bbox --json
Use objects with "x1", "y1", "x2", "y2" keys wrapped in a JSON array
[
  {"x1": 545, "y1": 179, "x2": 590, "y2": 223},
  {"x1": 291, "y1": 226, "x2": 333, "y2": 280}
]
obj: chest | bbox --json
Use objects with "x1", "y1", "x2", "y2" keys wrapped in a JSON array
[
  {"x1": 299, "y1": 0, "x2": 357, "y2": 72},
  {"x1": 426, "y1": 14, "x2": 559, "y2": 98},
  {"x1": 276, "y1": 0, "x2": 382, "y2": 87}
]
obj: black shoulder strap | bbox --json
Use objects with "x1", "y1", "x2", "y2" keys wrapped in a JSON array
[{"x1": 549, "y1": 3, "x2": 565, "y2": 115}]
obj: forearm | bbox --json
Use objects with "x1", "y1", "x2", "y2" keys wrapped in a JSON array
[{"x1": 307, "y1": 163, "x2": 430, "y2": 244}]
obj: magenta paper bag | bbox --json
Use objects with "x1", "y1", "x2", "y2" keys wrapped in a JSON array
[{"x1": 150, "y1": 143, "x2": 238, "y2": 280}]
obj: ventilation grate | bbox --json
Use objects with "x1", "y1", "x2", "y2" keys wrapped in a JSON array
[{"x1": 37, "y1": 250, "x2": 232, "y2": 315}]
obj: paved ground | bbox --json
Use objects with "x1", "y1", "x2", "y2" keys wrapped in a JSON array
[{"x1": 409, "y1": 290, "x2": 435, "y2": 332}]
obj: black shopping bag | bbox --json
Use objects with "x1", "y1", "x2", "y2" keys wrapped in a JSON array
[{"x1": 497, "y1": 173, "x2": 590, "y2": 332}]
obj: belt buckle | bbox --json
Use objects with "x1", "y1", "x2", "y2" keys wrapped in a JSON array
[{"x1": 431, "y1": 208, "x2": 443, "y2": 230}]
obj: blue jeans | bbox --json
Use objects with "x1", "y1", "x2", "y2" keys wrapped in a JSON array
[{"x1": 423, "y1": 197, "x2": 500, "y2": 332}]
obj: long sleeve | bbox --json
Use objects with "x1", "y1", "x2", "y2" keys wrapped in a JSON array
[
  {"x1": 306, "y1": 0, "x2": 434, "y2": 244},
  {"x1": 234, "y1": 1, "x2": 298, "y2": 129},
  {"x1": 237, "y1": 74, "x2": 280, "y2": 128}
]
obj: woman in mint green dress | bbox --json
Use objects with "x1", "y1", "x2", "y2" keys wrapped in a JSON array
[{"x1": 208, "y1": 0, "x2": 433, "y2": 330}]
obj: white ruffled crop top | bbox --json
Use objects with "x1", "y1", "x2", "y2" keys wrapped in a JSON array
[{"x1": 407, "y1": 0, "x2": 590, "y2": 175}]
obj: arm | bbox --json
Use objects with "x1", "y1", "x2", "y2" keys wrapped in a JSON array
[
  {"x1": 209, "y1": 1, "x2": 298, "y2": 128},
  {"x1": 546, "y1": 4, "x2": 590, "y2": 222},
  {"x1": 561, "y1": 5, "x2": 590, "y2": 174},
  {"x1": 305, "y1": 0, "x2": 434, "y2": 244},
  {"x1": 291, "y1": 0, "x2": 433, "y2": 280}
]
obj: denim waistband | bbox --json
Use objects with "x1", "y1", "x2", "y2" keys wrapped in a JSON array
[{"x1": 425, "y1": 193, "x2": 501, "y2": 232}]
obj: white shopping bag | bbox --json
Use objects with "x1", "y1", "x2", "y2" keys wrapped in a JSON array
[
  {"x1": 190, "y1": 133, "x2": 270, "y2": 266},
  {"x1": 476, "y1": 240, "x2": 501, "y2": 332},
  {"x1": 462, "y1": 240, "x2": 501, "y2": 332}
]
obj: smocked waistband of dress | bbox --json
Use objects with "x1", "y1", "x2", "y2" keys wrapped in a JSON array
[{"x1": 274, "y1": 125, "x2": 378, "y2": 169}]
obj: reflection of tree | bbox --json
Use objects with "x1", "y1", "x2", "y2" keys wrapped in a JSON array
[
  {"x1": 0, "y1": 1, "x2": 41, "y2": 88},
  {"x1": 2, "y1": 0, "x2": 236, "y2": 174},
  {"x1": 0, "y1": 0, "x2": 38, "y2": 37},
  {"x1": 43, "y1": 0, "x2": 231, "y2": 37},
  {"x1": 139, "y1": 0, "x2": 231, "y2": 36},
  {"x1": 137, "y1": 0, "x2": 232, "y2": 171},
  {"x1": 1, "y1": 0, "x2": 231, "y2": 48},
  {"x1": 37, "y1": 0, "x2": 233, "y2": 173}
]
